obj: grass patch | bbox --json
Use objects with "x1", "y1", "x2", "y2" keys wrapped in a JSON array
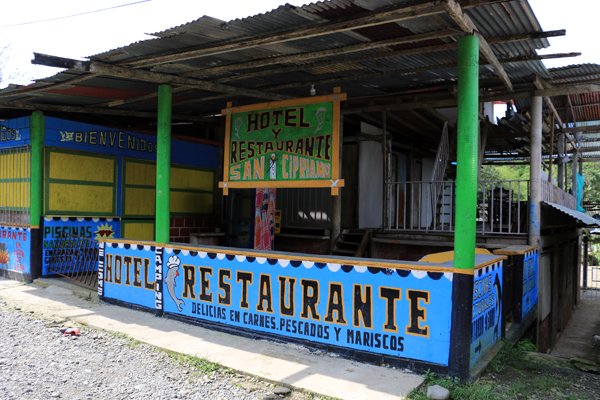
[
  {"x1": 110, "y1": 331, "x2": 142, "y2": 348},
  {"x1": 408, "y1": 372, "x2": 499, "y2": 400},
  {"x1": 408, "y1": 339, "x2": 594, "y2": 400},
  {"x1": 164, "y1": 350, "x2": 223, "y2": 374}
]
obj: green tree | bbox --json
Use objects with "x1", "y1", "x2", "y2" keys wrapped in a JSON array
[{"x1": 582, "y1": 162, "x2": 600, "y2": 203}]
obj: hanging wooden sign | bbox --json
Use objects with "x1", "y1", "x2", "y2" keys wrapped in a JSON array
[{"x1": 219, "y1": 89, "x2": 346, "y2": 195}]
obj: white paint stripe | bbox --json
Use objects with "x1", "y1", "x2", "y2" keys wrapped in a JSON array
[
  {"x1": 412, "y1": 270, "x2": 427, "y2": 279},
  {"x1": 328, "y1": 263, "x2": 341, "y2": 272}
]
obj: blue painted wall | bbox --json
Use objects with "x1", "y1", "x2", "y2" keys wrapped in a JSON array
[
  {"x1": 470, "y1": 261, "x2": 503, "y2": 368},
  {"x1": 100, "y1": 242, "x2": 456, "y2": 366}
]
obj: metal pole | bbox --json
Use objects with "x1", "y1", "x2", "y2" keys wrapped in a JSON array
[
  {"x1": 382, "y1": 111, "x2": 388, "y2": 229},
  {"x1": 449, "y1": 34, "x2": 478, "y2": 380},
  {"x1": 557, "y1": 133, "x2": 565, "y2": 189},
  {"x1": 529, "y1": 96, "x2": 543, "y2": 248},
  {"x1": 572, "y1": 149, "x2": 578, "y2": 204},
  {"x1": 548, "y1": 114, "x2": 554, "y2": 183},
  {"x1": 30, "y1": 111, "x2": 44, "y2": 228},
  {"x1": 583, "y1": 235, "x2": 589, "y2": 289},
  {"x1": 155, "y1": 84, "x2": 172, "y2": 243}
]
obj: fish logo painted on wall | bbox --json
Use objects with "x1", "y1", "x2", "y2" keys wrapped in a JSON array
[{"x1": 165, "y1": 255, "x2": 185, "y2": 312}]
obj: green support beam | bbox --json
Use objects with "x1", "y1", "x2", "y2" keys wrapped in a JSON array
[
  {"x1": 454, "y1": 35, "x2": 479, "y2": 271},
  {"x1": 155, "y1": 84, "x2": 172, "y2": 243},
  {"x1": 30, "y1": 111, "x2": 44, "y2": 227},
  {"x1": 449, "y1": 34, "x2": 479, "y2": 380}
]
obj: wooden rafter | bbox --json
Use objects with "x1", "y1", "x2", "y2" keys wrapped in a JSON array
[
  {"x1": 533, "y1": 77, "x2": 564, "y2": 127},
  {"x1": 183, "y1": 28, "x2": 459, "y2": 78},
  {"x1": 0, "y1": 100, "x2": 206, "y2": 121},
  {"x1": 214, "y1": 31, "x2": 566, "y2": 85},
  {"x1": 0, "y1": 74, "x2": 96, "y2": 98},
  {"x1": 487, "y1": 29, "x2": 566, "y2": 44},
  {"x1": 87, "y1": 63, "x2": 289, "y2": 101},
  {"x1": 444, "y1": 0, "x2": 513, "y2": 91},
  {"x1": 256, "y1": 52, "x2": 580, "y2": 94},
  {"x1": 30, "y1": 54, "x2": 288, "y2": 101}
]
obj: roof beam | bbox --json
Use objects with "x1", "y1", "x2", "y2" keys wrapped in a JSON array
[
  {"x1": 258, "y1": 52, "x2": 578, "y2": 94},
  {"x1": 187, "y1": 30, "x2": 573, "y2": 80},
  {"x1": 444, "y1": 0, "x2": 513, "y2": 91},
  {"x1": 561, "y1": 124, "x2": 600, "y2": 133},
  {"x1": 533, "y1": 77, "x2": 564, "y2": 127},
  {"x1": 124, "y1": 0, "x2": 510, "y2": 68},
  {"x1": 0, "y1": 73, "x2": 96, "y2": 98},
  {"x1": 184, "y1": 28, "x2": 459, "y2": 78},
  {"x1": 31, "y1": 54, "x2": 288, "y2": 101},
  {"x1": 533, "y1": 84, "x2": 600, "y2": 97},
  {"x1": 89, "y1": 63, "x2": 289, "y2": 100},
  {"x1": 487, "y1": 29, "x2": 566, "y2": 43},
  {"x1": 0, "y1": 100, "x2": 206, "y2": 122}
]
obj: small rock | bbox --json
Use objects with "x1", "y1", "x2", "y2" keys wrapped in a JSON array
[
  {"x1": 272, "y1": 386, "x2": 291, "y2": 395},
  {"x1": 593, "y1": 335, "x2": 600, "y2": 347},
  {"x1": 427, "y1": 384, "x2": 450, "y2": 400},
  {"x1": 262, "y1": 395, "x2": 280, "y2": 400}
]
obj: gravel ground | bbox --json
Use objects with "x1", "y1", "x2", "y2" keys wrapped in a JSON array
[{"x1": 0, "y1": 297, "x2": 314, "y2": 400}]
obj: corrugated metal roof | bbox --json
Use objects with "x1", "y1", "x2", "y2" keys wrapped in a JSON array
[
  {"x1": 0, "y1": 0, "x2": 595, "y2": 155},
  {"x1": 543, "y1": 201, "x2": 599, "y2": 227}
]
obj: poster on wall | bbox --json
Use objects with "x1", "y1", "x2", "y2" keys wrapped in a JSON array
[
  {"x1": 254, "y1": 188, "x2": 276, "y2": 251},
  {"x1": 471, "y1": 262, "x2": 503, "y2": 368},
  {"x1": 0, "y1": 226, "x2": 31, "y2": 274},
  {"x1": 219, "y1": 91, "x2": 346, "y2": 195},
  {"x1": 522, "y1": 251, "x2": 538, "y2": 318},
  {"x1": 42, "y1": 217, "x2": 120, "y2": 276}
]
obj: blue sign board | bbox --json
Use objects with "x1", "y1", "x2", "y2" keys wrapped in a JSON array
[
  {"x1": 42, "y1": 217, "x2": 120, "y2": 276},
  {"x1": 470, "y1": 262, "x2": 503, "y2": 368},
  {"x1": 172, "y1": 249, "x2": 453, "y2": 364},
  {"x1": 100, "y1": 242, "x2": 455, "y2": 365},
  {"x1": 0, "y1": 225, "x2": 31, "y2": 274},
  {"x1": 100, "y1": 242, "x2": 157, "y2": 309},
  {"x1": 522, "y1": 250, "x2": 538, "y2": 318},
  {"x1": 0, "y1": 117, "x2": 31, "y2": 149},
  {"x1": 44, "y1": 117, "x2": 218, "y2": 168}
]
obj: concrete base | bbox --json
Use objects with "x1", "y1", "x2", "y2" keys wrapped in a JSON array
[
  {"x1": 0, "y1": 278, "x2": 423, "y2": 400},
  {"x1": 551, "y1": 291, "x2": 600, "y2": 364}
]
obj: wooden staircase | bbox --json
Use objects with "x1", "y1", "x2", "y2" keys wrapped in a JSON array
[{"x1": 332, "y1": 229, "x2": 372, "y2": 257}]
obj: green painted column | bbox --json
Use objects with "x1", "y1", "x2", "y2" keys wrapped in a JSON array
[
  {"x1": 155, "y1": 84, "x2": 172, "y2": 243},
  {"x1": 449, "y1": 34, "x2": 479, "y2": 379},
  {"x1": 454, "y1": 34, "x2": 479, "y2": 271},
  {"x1": 30, "y1": 111, "x2": 44, "y2": 227}
]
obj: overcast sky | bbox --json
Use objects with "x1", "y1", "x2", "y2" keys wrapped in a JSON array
[{"x1": 0, "y1": 0, "x2": 597, "y2": 87}]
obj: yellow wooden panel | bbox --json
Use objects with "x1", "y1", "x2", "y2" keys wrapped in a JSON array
[
  {"x1": 49, "y1": 152, "x2": 114, "y2": 183},
  {"x1": 0, "y1": 182, "x2": 30, "y2": 208},
  {"x1": 48, "y1": 183, "x2": 113, "y2": 213},
  {"x1": 125, "y1": 161, "x2": 156, "y2": 186},
  {"x1": 124, "y1": 187, "x2": 156, "y2": 216},
  {"x1": 0, "y1": 153, "x2": 29, "y2": 179},
  {"x1": 171, "y1": 167, "x2": 214, "y2": 191},
  {"x1": 123, "y1": 221, "x2": 155, "y2": 241},
  {"x1": 170, "y1": 191, "x2": 213, "y2": 214}
]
